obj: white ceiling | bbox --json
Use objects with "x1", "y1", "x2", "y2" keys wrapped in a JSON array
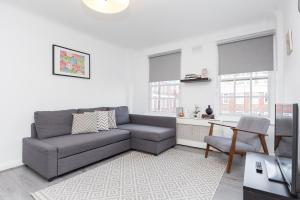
[{"x1": 6, "y1": 0, "x2": 280, "y2": 49}]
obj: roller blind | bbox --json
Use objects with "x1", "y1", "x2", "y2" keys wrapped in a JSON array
[
  {"x1": 149, "y1": 51, "x2": 181, "y2": 82},
  {"x1": 218, "y1": 35, "x2": 274, "y2": 75}
]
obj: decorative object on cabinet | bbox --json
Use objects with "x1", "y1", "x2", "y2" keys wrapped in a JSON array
[
  {"x1": 202, "y1": 105, "x2": 215, "y2": 119},
  {"x1": 286, "y1": 29, "x2": 293, "y2": 56},
  {"x1": 202, "y1": 114, "x2": 215, "y2": 119},
  {"x1": 176, "y1": 107, "x2": 184, "y2": 117},
  {"x1": 193, "y1": 105, "x2": 200, "y2": 118},
  {"x1": 205, "y1": 105, "x2": 213, "y2": 115},
  {"x1": 53, "y1": 45, "x2": 90, "y2": 79},
  {"x1": 201, "y1": 68, "x2": 208, "y2": 78}
]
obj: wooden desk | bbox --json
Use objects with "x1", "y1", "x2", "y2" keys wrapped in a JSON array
[{"x1": 244, "y1": 153, "x2": 299, "y2": 200}]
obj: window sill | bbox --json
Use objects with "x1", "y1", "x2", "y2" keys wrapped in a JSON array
[
  {"x1": 147, "y1": 112, "x2": 176, "y2": 117},
  {"x1": 218, "y1": 114, "x2": 274, "y2": 125}
]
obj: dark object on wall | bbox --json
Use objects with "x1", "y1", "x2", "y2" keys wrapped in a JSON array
[
  {"x1": 52, "y1": 45, "x2": 90, "y2": 79},
  {"x1": 205, "y1": 105, "x2": 213, "y2": 115},
  {"x1": 180, "y1": 77, "x2": 211, "y2": 83},
  {"x1": 299, "y1": 0, "x2": 300, "y2": 13}
]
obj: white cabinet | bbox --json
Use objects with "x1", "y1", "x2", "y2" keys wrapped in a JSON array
[{"x1": 176, "y1": 118, "x2": 221, "y2": 149}]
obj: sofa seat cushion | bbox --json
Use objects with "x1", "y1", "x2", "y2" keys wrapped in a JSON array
[
  {"x1": 204, "y1": 136, "x2": 259, "y2": 153},
  {"x1": 118, "y1": 124, "x2": 175, "y2": 142},
  {"x1": 42, "y1": 129, "x2": 130, "y2": 158}
]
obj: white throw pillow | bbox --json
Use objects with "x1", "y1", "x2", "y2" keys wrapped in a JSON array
[
  {"x1": 72, "y1": 112, "x2": 98, "y2": 134},
  {"x1": 108, "y1": 110, "x2": 117, "y2": 129},
  {"x1": 95, "y1": 111, "x2": 109, "y2": 131}
]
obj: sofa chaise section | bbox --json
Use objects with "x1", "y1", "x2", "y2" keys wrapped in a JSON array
[{"x1": 118, "y1": 114, "x2": 176, "y2": 155}]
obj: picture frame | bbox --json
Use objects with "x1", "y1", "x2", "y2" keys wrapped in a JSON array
[
  {"x1": 52, "y1": 45, "x2": 90, "y2": 79},
  {"x1": 286, "y1": 30, "x2": 293, "y2": 56}
]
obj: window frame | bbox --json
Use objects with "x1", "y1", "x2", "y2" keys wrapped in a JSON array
[
  {"x1": 219, "y1": 71, "x2": 271, "y2": 117},
  {"x1": 148, "y1": 80, "x2": 180, "y2": 115}
]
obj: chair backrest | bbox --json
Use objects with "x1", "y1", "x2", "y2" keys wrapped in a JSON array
[{"x1": 237, "y1": 116, "x2": 270, "y2": 151}]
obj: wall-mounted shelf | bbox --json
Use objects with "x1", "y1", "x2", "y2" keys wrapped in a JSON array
[{"x1": 180, "y1": 77, "x2": 211, "y2": 83}]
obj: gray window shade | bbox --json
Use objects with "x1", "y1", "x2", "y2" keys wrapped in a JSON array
[
  {"x1": 218, "y1": 35, "x2": 274, "y2": 75},
  {"x1": 149, "y1": 52, "x2": 181, "y2": 82}
]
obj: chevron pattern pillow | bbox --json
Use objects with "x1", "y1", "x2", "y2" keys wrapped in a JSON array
[
  {"x1": 95, "y1": 111, "x2": 109, "y2": 131},
  {"x1": 72, "y1": 112, "x2": 98, "y2": 134},
  {"x1": 108, "y1": 110, "x2": 117, "y2": 129}
]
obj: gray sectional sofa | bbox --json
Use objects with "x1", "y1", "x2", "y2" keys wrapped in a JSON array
[{"x1": 22, "y1": 106, "x2": 176, "y2": 181}]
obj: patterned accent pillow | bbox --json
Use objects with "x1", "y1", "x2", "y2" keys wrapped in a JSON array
[
  {"x1": 95, "y1": 111, "x2": 109, "y2": 131},
  {"x1": 108, "y1": 110, "x2": 117, "y2": 129},
  {"x1": 72, "y1": 112, "x2": 98, "y2": 134}
]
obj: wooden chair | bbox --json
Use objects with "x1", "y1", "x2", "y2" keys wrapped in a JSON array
[{"x1": 204, "y1": 116, "x2": 270, "y2": 173}]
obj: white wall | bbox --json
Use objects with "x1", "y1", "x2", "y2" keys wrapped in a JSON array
[
  {"x1": 130, "y1": 20, "x2": 278, "y2": 117},
  {"x1": 0, "y1": 2, "x2": 132, "y2": 171},
  {"x1": 281, "y1": 0, "x2": 300, "y2": 103}
]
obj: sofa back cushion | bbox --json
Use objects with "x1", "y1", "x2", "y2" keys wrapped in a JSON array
[
  {"x1": 109, "y1": 106, "x2": 130, "y2": 125},
  {"x1": 78, "y1": 107, "x2": 108, "y2": 113},
  {"x1": 34, "y1": 109, "x2": 78, "y2": 139}
]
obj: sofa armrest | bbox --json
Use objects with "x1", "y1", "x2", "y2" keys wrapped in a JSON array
[
  {"x1": 22, "y1": 138, "x2": 58, "y2": 180},
  {"x1": 129, "y1": 114, "x2": 176, "y2": 129}
]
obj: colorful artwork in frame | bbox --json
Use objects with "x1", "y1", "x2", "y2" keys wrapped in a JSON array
[{"x1": 53, "y1": 45, "x2": 90, "y2": 79}]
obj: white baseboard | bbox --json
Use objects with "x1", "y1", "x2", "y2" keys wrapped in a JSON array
[{"x1": 0, "y1": 160, "x2": 23, "y2": 172}]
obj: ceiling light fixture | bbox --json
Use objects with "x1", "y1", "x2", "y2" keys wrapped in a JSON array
[{"x1": 82, "y1": 0, "x2": 130, "y2": 14}]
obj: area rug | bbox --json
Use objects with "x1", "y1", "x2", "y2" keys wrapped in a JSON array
[{"x1": 32, "y1": 149, "x2": 226, "y2": 200}]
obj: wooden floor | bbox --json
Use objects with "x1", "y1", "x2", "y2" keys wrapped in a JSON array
[{"x1": 0, "y1": 146, "x2": 244, "y2": 200}]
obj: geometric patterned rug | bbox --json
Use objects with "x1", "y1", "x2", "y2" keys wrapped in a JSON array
[{"x1": 32, "y1": 149, "x2": 226, "y2": 200}]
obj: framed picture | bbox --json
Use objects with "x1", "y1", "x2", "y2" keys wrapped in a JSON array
[
  {"x1": 286, "y1": 30, "x2": 293, "y2": 56},
  {"x1": 52, "y1": 45, "x2": 90, "y2": 79}
]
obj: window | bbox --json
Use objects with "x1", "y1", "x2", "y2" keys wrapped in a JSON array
[
  {"x1": 220, "y1": 71, "x2": 269, "y2": 116},
  {"x1": 150, "y1": 80, "x2": 180, "y2": 113}
]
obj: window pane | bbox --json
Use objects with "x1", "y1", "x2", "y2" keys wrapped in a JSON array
[
  {"x1": 235, "y1": 73, "x2": 250, "y2": 79},
  {"x1": 221, "y1": 74, "x2": 235, "y2": 80},
  {"x1": 235, "y1": 80, "x2": 250, "y2": 114},
  {"x1": 252, "y1": 79, "x2": 268, "y2": 96},
  {"x1": 235, "y1": 96, "x2": 250, "y2": 114},
  {"x1": 220, "y1": 96, "x2": 235, "y2": 114},
  {"x1": 252, "y1": 78, "x2": 268, "y2": 116},
  {"x1": 235, "y1": 80, "x2": 250, "y2": 96},
  {"x1": 252, "y1": 97, "x2": 268, "y2": 116},
  {"x1": 220, "y1": 81, "x2": 234, "y2": 114},
  {"x1": 219, "y1": 71, "x2": 269, "y2": 116},
  {"x1": 220, "y1": 81, "x2": 234, "y2": 96},
  {"x1": 252, "y1": 71, "x2": 268, "y2": 78},
  {"x1": 150, "y1": 80, "x2": 179, "y2": 113}
]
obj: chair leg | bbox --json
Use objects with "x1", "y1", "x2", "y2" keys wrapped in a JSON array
[
  {"x1": 205, "y1": 144, "x2": 210, "y2": 158},
  {"x1": 226, "y1": 152, "x2": 234, "y2": 173},
  {"x1": 259, "y1": 135, "x2": 269, "y2": 155}
]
